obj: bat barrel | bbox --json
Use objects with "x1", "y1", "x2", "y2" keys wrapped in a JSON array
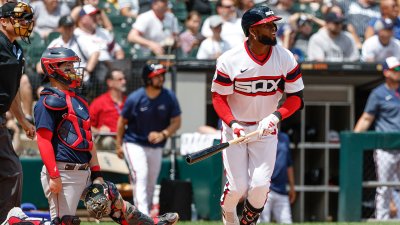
[{"x1": 185, "y1": 142, "x2": 229, "y2": 165}]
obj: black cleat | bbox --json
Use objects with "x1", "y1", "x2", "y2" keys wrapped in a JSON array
[{"x1": 156, "y1": 213, "x2": 179, "y2": 225}]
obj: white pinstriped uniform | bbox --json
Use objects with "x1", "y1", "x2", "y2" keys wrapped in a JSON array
[{"x1": 211, "y1": 42, "x2": 304, "y2": 219}]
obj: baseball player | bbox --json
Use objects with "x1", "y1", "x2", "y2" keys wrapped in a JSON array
[
  {"x1": 211, "y1": 5, "x2": 304, "y2": 225},
  {"x1": 0, "y1": 1, "x2": 36, "y2": 220},
  {"x1": 1, "y1": 181, "x2": 179, "y2": 225},
  {"x1": 34, "y1": 47, "x2": 104, "y2": 224},
  {"x1": 354, "y1": 56, "x2": 400, "y2": 220},
  {"x1": 116, "y1": 63, "x2": 181, "y2": 216}
]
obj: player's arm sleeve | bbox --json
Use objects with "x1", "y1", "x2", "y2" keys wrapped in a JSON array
[
  {"x1": 37, "y1": 128, "x2": 60, "y2": 179},
  {"x1": 120, "y1": 95, "x2": 135, "y2": 120},
  {"x1": 364, "y1": 91, "x2": 379, "y2": 116},
  {"x1": 212, "y1": 92, "x2": 236, "y2": 126}
]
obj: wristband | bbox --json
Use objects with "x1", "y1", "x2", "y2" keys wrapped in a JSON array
[
  {"x1": 90, "y1": 171, "x2": 103, "y2": 181},
  {"x1": 91, "y1": 165, "x2": 101, "y2": 171},
  {"x1": 229, "y1": 120, "x2": 238, "y2": 127}
]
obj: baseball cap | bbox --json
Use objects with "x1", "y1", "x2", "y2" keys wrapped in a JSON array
[
  {"x1": 209, "y1": 15, "x2": 223, "y2": 28},
  {"x1": 297, "y1": 14, "x2": 311, "y2": 27},
  {"x1": 0, "y1": 2, "x2": 17, "y2": 18},
  {"x1": 325, "y1": 12, "x2": 345, "y2": 23},
  {"x1": 374, "y1": 18, "x2": 394, "y2": 32},
  {"x1": 382, "y1": 56, "x2": 400, "y2": 71},
  {"x1": 0, "y1": 1, "x2": 33, "y2": 19},
  {"x1": 79, "y1": 4, "x2": 100, "y2": 18},
  {"x1": 58, "y1": 15, "x2": 74, "y2": 27}
]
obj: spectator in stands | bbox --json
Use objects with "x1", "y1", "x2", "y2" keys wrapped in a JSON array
[
  {"x1": 365, "y1": 0, "x2": 400, "y2": 41},
  {"x1": 354, "y1": 56, "x2": 400, "y2": 220},
  {"x1": 185, "y1": 0, "x2": 212, "y2": 16},
  {"x1": 196, "y1": 15, "x2": 230, "y2": 59},
  {"x1": 31, "y1": 0, "x2": 71, "y2": 39},
  {"x1": 269, "y1": 0, "x2": 296, "y2": 37},
  {"x1": 70, "y1": 0, "x2": 113, "y2": 31},
  {"x1": 321, "y1": 2, "x2": 364, "y2": 50},
  {"x1": 201, "y1": 0, "x2": 244, "y2": 49},
  {"x1": 282, "y1": 12, "x2": 325, "y2": 62},
  {"x1": 36, "y1": 15, "x2": 100, "y2": 91},
  {"x1": 307, "y1": 12, "x2": 359, "y2": 62},
  {"x1": 179, "y1": 11, "x2": 204, "y2": 57},
  {"x1": 259, "y1": 132, "x2": 296, "y2": 224},
  {"x1": 362, "y1": 18, "x2": 400, "y2": 62},
  {"x1": 127, "y1": 0, "x2": 180, "y2": 57},
  {"x1": 75, "y1": 4, "x2": 125, "y2": 61},
  {"x1": 339, "y1": 0, "x2": 380, "y2": 47},
  {"x1": 119, "y1": 0, "x2": 153, "y2": 18},
  {"x1": 90, "y1": 69, "x2": 127, "y2": 150},
  {"x1": 236, "y1": 0, "x2": 254, "y2": 18},
  {"x1": 116, "y1": 63, "x2": 181, "y2": 216}
]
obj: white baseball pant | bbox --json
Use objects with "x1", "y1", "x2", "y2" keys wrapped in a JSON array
[
  {"x1": 374, "y1": 149, "x2": 400, "y2": 220},
  {"x1": 220, "y1": 123, "x2": 277, "y2": 225},
  {"x1": 40, "y1": 162, "x2": 91, "y2": 220},
  {"x1": 123, "y1": 142, "x2": 162, "y2": 216}
]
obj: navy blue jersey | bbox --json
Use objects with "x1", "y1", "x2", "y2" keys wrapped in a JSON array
[
  {"x1": 270, "y1": 132, "x2": 293, "y2": 195},
  {"x1": 364, "y1": 84, "x2": 400, "y2": 132},
  {"x1": 34, "y1": 91, "x2": 92, "y2": 164},
  {"x1": 121, "y1": 87, "x2": 181, "y2": 147}
]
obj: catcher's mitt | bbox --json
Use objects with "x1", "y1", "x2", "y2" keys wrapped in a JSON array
[{"x1": 83, "y1": 183, "x2": 112, "y2": 219}]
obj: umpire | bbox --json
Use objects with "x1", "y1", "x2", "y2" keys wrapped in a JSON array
[{"x1": 0, "y1": 1, "x2": 35, "y2": 220}]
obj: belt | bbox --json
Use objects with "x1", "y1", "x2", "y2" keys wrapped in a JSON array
[
  {"x1": 64, "y1": 163, "x2": 89, "y2": 170},
  {"x1": 238, "y1": 121, "x2": 258, "y2": 126}
]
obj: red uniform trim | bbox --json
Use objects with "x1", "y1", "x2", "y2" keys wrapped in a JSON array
[
  {"x1": 244, "y1": 41, "x2": 273, "y2": 66},
  {"x1": 212, "y1": 92, "x2": 235, "y2": 126},
  {"x1": 277, "y1": 95, "x2": 302, "y2": 120},
  {"x1": 37, "y1": 128, "x2": 60, "y2": 179}
]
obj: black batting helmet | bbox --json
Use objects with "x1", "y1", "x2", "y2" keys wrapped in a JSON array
[
  {"x1": 241, "y1": 5, "x2": 281, "y2": 37},
  {"x1": 142, "y1": 64, "x2": 166, "y2": 86}
]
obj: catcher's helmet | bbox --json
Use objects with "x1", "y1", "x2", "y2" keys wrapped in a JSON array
[
  {"x1": 0, "y1": 1, "x2": 34, "y2": 44},
  {"x1": 142, "y1": 63, "x2": 166, "y2": 86},
  {"x1": 41, "y1": 47, "x2": 84, "y2": 89},
  {"x1": 241, "y1": 5, "x2": 281, "y2": 37}
]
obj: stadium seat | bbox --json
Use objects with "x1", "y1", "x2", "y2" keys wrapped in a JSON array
[{"x1": 46, "y1": 31, "x2": 60, "y2": 45}]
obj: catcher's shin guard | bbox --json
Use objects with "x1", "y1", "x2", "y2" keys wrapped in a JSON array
[
  {"x1": 119, "y1": 201, "x2": 153, "y2": 225},
  {"x1": 239, "y1": 200, "x2": 263, "y2": 225}
]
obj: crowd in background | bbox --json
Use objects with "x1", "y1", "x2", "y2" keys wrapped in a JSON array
[{"x1": 2, "y1": 0, "x2": 400, "y2": 150}]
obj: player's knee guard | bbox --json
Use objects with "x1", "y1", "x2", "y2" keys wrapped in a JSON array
[{"x1": 240, "y1": 200, "x2": 263, "y2": 225}]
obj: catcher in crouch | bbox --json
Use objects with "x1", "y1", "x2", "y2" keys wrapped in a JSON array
[
  {"x1": 2, "y1": 181, "x2": 179, "y2": 225},
  {"x1": 6, "y1": 47, "x2": 178, "y2": 225}
]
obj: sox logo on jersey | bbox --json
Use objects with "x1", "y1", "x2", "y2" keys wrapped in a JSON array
[{"x1": 234, "y1": 77, "x2": 281, "y2": 94}]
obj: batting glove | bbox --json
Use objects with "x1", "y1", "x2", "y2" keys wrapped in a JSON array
[
  {"x1": 257, "y1": 114, "x2": 280, "y2": 138},
  {"x1": 231, "y1": 122, "x2": 245, "y2": 139}
]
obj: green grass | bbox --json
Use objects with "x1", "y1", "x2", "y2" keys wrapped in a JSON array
[{"x1": 81, "y1": 222, "x2": 400, "y2": 225}]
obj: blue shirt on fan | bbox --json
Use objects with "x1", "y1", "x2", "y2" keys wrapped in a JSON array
[
  {"x1": 270, "y1": 132, "x2": 293, "y2": 195},
  {"x1": 121, "y1": 87, "x2": 181, "y2": 147}
]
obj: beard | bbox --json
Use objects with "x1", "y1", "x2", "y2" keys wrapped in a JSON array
[{"x1": 258, "y1": 35, "x2": 277, "y2": 46}]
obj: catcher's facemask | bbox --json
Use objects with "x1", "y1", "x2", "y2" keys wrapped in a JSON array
[
  {"x1": 41, "y1": 48, "x2": 85, "y2": 90},
  {"x1": 2, "y1": 2, "x2": 35, "y2": 44},
  {"x1": 84, "y1": 183, "x2": 112, "y2": 219}
]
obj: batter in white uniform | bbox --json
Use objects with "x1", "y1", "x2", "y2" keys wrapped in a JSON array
[{"x1": 211, "y1": 5, "x2": 304, "y2": 225}]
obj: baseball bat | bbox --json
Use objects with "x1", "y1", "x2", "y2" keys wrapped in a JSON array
[{"x1": 185, "y1": 130, "x2": 260, "y2": 165}]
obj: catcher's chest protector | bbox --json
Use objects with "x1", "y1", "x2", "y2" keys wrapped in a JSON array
[{"x1": 41, "y1": 87, "x2": 93, "y2": 151}]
